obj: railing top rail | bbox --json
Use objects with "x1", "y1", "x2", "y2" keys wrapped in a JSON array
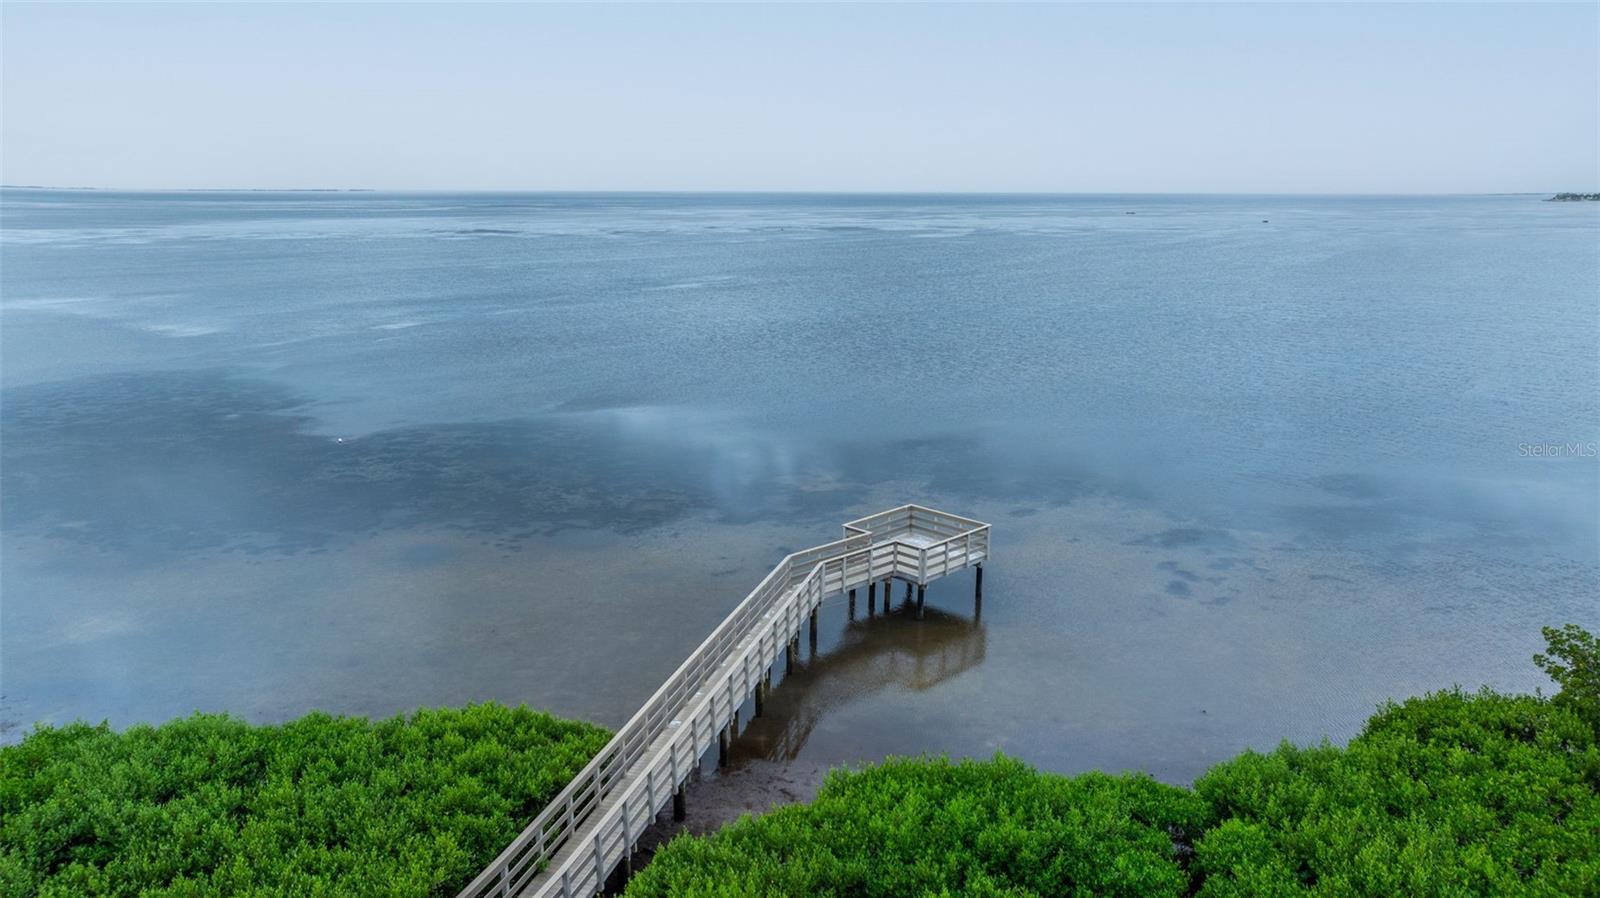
[
  {"x1": 843, "y1": 504, "x2": 990, "y2": 534},
  {"x1": 919, "y1": 523, "x2": 992, "y2": 552},
  {"x1": 904, "y1": 505, "x2": 991, "y2": 530},
  {"x1": 841, "y1": 504, "x2": 912, "y2": 531},
  {"x1": 456, "y1": 556, "x2": 798, "y2": 895}
]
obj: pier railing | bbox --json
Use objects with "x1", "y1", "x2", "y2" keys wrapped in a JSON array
[{"x1": 456, "y1": 504, "x2": 989, "y2": 898}]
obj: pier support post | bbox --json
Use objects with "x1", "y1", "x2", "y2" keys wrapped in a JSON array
[
  {"x1": 754, "y1": 679, "x2": 765, "y2": 717},
  {"x1": 904, "y1": 581, "x2": 913, "y2": 605},
  {"x1": 673, "y1": 785, "x2": 687, "y2": 822},
  {"x1": 785, "y1": 638, "x2": 796, "y2": 674},
  {"x1": 848, "y1": 588, "x2": 856, "y2": 619},
  {"x1": 867, "y1": 581, "x2": 876, "y2": 615},
  {"x1": 974, "y1": 564, "x2": 983, "y2": 620},
  {"x1": 916, "y1": 584, "x2": 926, "y2": 620},
  {"x1": 718, "y1": 725, "x2": 730, "y2": 767},
  {"x1": 809, "y1": 608, "x2": 818, "y2": 650}
]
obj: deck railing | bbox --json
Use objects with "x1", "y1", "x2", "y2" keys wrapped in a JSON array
[{"x1": 455, "y1": 504, "x2": 989, "y2": 898}]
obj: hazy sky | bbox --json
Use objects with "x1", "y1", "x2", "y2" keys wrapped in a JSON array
[{"x1": 3, "y1": 2, "x2": 1596, "y2": 192}]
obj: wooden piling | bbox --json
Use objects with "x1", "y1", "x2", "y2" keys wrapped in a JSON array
[
  {"x1": 673, "y1": 785, "x2": 687, "y2": 822},
  {"x1": 916, "y1": 584, "x2": 926, "y2": 620},
  {"x1": 974, "y1": 564, "x2": 983, "y2": 619}
]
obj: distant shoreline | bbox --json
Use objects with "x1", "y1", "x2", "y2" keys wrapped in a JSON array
[
  {"x1": 0, "y1": 185, "x2": 377, "y2": 193},
  {"x1": 0, "y1": 185, "x2": 1571, "y2": 198}
]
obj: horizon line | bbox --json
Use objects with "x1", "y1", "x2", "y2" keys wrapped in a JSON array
[{"x1": 0, "y1": 184, "x2": 1578, "y2": 198}]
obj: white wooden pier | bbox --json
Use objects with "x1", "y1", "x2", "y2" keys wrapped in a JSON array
[{"x1": 455, "y1": 504, "x2": 991, "y2": 898}]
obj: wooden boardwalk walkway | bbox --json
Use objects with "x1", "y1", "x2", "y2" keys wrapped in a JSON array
[{"x1": 455, "y1": 505, "x2": 991, "y2": 898}]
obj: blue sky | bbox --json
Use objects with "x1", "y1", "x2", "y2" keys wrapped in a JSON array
[{"x1": 2, "y1": 2, "x2": 1595, "y2": 192}]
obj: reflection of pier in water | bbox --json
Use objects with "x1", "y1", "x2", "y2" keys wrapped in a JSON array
[{"x1": 736, "y1": 605, "x2": 987, "y2": 763}]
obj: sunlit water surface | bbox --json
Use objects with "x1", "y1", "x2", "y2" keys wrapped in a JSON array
[{"x1": 3, "y1": 191, "x2": 1596, "y2": 787}]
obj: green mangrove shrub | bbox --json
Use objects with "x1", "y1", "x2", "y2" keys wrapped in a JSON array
[
  {"x1": 0, "y1": 704, "x2": 608, "y2": 898},
  {"x1": 631, "y1": 626, "x2": 1600, "y2": 898},
  {"x1": 1535, "y1": 622, "x2": 1600, "y2": 738},
  {"x1": 1193, "y1": 688, "x2": 1600, "y2": 897},
  {"x1": 626, "y1": 755, "x2": 1205, "y2": 898},
  {"x1": 5, "y1": 626, "x2": 1597, "y2": 897}
]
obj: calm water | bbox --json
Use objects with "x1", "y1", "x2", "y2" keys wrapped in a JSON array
[{"x1": 2, "y1": 191, "x2": 1596, "y2": 784}]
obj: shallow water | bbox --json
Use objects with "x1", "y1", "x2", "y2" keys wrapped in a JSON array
[{"x1": 2, "y1": 190, "x2": 1596, "y2": 784}]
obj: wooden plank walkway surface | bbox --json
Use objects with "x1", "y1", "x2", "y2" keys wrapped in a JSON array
[{"x1": 455, "y1": 505, "x2": 991, "y2": 898}]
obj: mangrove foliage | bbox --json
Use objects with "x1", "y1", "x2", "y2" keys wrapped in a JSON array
[
  {"x1": 629, "y1": 625, "x2": 1600, "y2": 898},
  {"x1": 0, "y1": 704, "x2": 608, "y2": 898}
]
